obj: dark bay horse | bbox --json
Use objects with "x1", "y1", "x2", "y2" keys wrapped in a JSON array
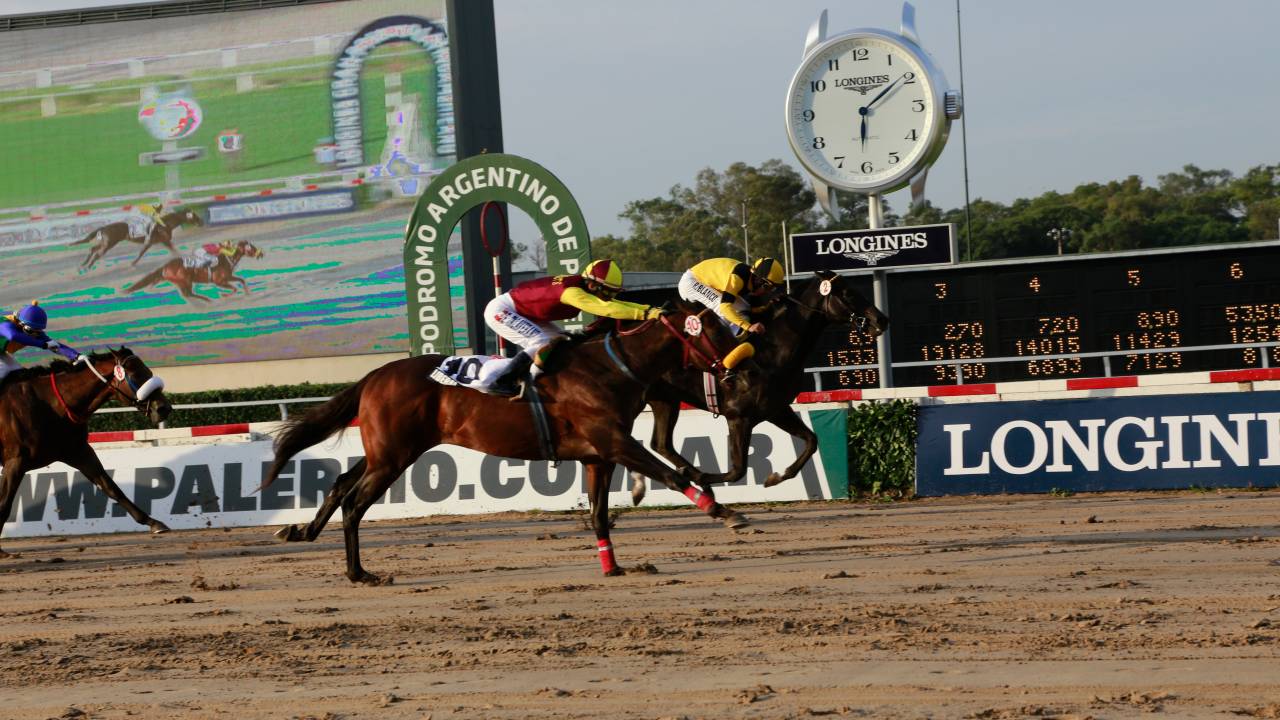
[
  {"x1": 124, "y1": 240, "x2": 264, "y2": 302},
  {"x1": 637, "y1": 271, "x2": 888, "y2": 501},
  {"x1": 73, "y1": 208, "x2": 204, "y2": 270},
  {"x1": 0, "y1": 348, "x2": 172, "y2": 557},
  {"x1": 265, "y1": 308, "x2": 753, "y2": 584}
]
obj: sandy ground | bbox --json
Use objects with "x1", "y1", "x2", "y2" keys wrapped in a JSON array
[{"x1": 3, "y1": 491, "x2": 1280, "y2": 719}]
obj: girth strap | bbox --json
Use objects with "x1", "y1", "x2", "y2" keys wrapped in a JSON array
[
  {"x1": 603, "y1": 332, "x2": 641, "y2": 383},
  {"x1": 526, "y1": 381, "x2": 558, "y2": 463}
]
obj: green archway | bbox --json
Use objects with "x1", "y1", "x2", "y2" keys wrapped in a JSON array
[{"x1": 403, "y1": 153, "x2": 591, "y2": 356}]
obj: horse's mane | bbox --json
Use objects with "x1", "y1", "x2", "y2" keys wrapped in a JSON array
[{"x1": 3, "y1": 346, "x2": 132, "y2": 383}]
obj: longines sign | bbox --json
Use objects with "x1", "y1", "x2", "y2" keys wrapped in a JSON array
[
  {"x1": 790, "y1": 223, "x2": 955, "y2": 272},
  {"x1": 916, "y1": 391, "x2": 1280, "y2": 496}
]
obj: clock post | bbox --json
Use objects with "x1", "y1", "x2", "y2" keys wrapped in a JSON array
[{"x1": 785, "y1": 2, "x2": 962, "y2": 388}]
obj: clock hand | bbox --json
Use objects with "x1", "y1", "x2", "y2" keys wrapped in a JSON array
[
  {"x1": 857, "y1": 74, "x2": 906, "y2": 149},
  {"x1": 864, "y1": 73, "x2": 907, "y2": 111}
]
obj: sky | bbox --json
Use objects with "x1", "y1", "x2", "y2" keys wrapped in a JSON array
[{"x1": 5, "y1": 0, "x2": 1280, "y2": 242}]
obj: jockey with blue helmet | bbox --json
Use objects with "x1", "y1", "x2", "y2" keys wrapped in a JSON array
[{"x1": 0, "y1": 301, "x2": 85, "y2": 383}]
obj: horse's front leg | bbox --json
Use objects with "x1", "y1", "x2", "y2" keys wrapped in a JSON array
[
  {"x1": 592, "y1": 429, "x2": 748, "y2": 531},
  {"x1": 232, "y1": 275, "x2": 251, "y2": 294},
  {"x1": 63, "y1": 446, "x2": 169, "y2": 534},
  {"x1": 632, "y1": 398, "x2": 703, "y2": 506},
  {"x1": 0, "y1": 456, "x2": 32, "y2": 558},
  {"x1": 131, "y1": 238, "x2": 152, "y2": 266},
  {"x1": 762, "y1": 406, "x2": 818, "y2": 487},
  {"x1": 584, "y1": 462, "x2": 624, "y2": 576}
]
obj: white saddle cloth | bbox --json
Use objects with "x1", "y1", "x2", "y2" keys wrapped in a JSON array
[{"x1": 429, "y1": 355, "x2": 506, "y2": 390}]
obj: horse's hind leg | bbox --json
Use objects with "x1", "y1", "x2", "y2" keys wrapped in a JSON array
[
  {"x1": 585, "y1": 462, "x2": 624, "y2": 576},
  {"x1": 131, "y1": 240, "x2": 150, "y2": 266},
  {"x1": 0, "y1": 457, "x2": 31, "y2": 557},
  {"x1": 276, "y1": 458, "x2": 366, "y2": 542},
  {"x1": 64, "y1": 447, "x2": 170, "y2": 534},
  {"x1": 339, "y1": 458, "x2": 411, "y2": 585}
]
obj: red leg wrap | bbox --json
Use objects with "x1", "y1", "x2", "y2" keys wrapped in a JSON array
[
  {"x1": 597, "y1": 539, "x2": 618, "y2": 574},
  {"x1": 682, "y1": 485, "x2": 716, "y2": 513}
]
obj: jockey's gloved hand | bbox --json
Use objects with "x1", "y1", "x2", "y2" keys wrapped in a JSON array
[
  {"x1": 74, "y1": 353, "x2": 88, "y2": 364},
  {"x1": 644, "y1": 306, "x2": 663, "y2": 320}
]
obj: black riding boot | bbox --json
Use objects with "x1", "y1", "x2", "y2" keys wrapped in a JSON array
[{"x1": 488, "y1": 352, "x2": 533, "y2": 397}]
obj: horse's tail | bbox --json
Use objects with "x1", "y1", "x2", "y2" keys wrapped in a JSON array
[
  {"x1": 125, "y1": 265, "x2": 166, "y2": 293},
  {"x1": 263, "y1": 377, "x2": 367, "y2": 489}
]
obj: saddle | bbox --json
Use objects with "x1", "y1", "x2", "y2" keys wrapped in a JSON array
[{"x1": 429, "y1": 355, "x2": 493, "y2": 388}]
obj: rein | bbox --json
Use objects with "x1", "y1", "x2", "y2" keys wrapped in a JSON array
[
  {"x1": 49, "y1": 372, "x2": 84, "y2": 424},
  {"x1": 603, "y1": 332, "x2": 642, "y2": 383},
  {"x1": 782, "y1": 289, "x2": 869, "y2": 332},
  {"x1": 658, "y1": 313, "x2": 727, "y2": 374}
]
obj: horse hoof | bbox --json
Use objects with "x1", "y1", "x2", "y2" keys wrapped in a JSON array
[
  {"x1": 350, "y1": 571, "x2": 394, "y2": 586},
  {"x1": 630, "y1": 472, "x2": 647, "y2": 506},
  {"x1": 150, "y1": 523, "x2": 170, "y2": 535},
  {"x1": 723, "y1": 512, "x2": 751, "y2": 529},
  {"x1": 273, "y1": 525, "x2": 297, "y2": 542},
  {"x1": 763, "y1": 472, "x2": 784, "y2": 488}
]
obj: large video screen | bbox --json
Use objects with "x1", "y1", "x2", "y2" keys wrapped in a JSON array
[{"x1": 0, "y1": 0, "x2": 466, "y2": 366}]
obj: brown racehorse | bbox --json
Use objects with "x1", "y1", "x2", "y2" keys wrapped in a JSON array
[
  {"x1": 638, "y1": 271, "x2": 889, "y2": 500},
  {"x1": 265, "y1": 307, "x2": 754, "y2": 584},
  {"x1": 72, "y1": 208, "x2": 204, "y2": 270},
  {"x1": 124, "y1": 240, "x2": 264, "y2": 302},
  {"x1": 0, "y1": 348, "x2": 172, "y2": 557}
]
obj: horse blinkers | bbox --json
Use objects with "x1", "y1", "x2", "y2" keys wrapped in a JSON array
[{"x1": 113, "y1": 356, "x2": 171, "y2": 422}]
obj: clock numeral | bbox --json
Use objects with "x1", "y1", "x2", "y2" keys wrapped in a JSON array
[
  {"x1": 888, "y1": 152, "x2": 900, "y2": 165},
  {"x1": 904, "y1": 71, "x2": 916, "y2": 84},
  {"x1": 833, "y1": 156, "x2": 845, "y2": 168},
  {"x1": 812, "y1": 137, "x2": 826, "y2": 150},
  {"x1": 810, "y1": 79, "x2": 827, "y2": 93},
  {"x1": 905, "y1": 129, "x2": 919, "y2": 141},
  {"x1": 912, "y1": 99, "x2": 925, "y2": 112},
  {"x1": 887, "y1": 54, "x2": 893, "y2": 66},
  {"x1": 860, "y1": 161, "x2": 873, "y2": 173},
  {"x1": 827, "y1": 58, "x2": 839, "y2": 72},
  {"x1": 801, "y1": 109, "x2": 815, "y2": 122},
  {"x1": 851, "y1": 48, "x2": 869, "y2": 61}
]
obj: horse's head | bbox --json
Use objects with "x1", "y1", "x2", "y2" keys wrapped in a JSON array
[
  {"x1": 237, "y1": 240, "x2": 264, "y2": 259},
  {"x1": 809, "y1": 270, "x2": 889, "y2": 338},
  {"x1": 99, "y1": 347, "x2": 171, "y2": 425}
]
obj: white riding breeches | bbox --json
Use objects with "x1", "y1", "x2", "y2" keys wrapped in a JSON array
[
  {"x1": 0, "y1": 352, "x2": 20, "y2": 383},
  {"x1": 677, "y1": 270, "x2": 749, "y2": 333},
  {"x1": 476, "y1": 293, "x2": 566, "y2": 387}
]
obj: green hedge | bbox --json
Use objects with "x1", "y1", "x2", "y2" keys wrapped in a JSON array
[
  {"x1": 847, "y1": 399, "x2": 918, "y2": 498},
  {"x1": 88, "y1": 382, "x2": 350, "y2": 432}
]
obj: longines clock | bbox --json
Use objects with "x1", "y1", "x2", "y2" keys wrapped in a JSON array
[{"x1": 785, "y1": 4, "x2": 961, "y2": 216}]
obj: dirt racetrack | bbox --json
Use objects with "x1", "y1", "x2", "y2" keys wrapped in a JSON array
[{"x1": 4, "y1": 491, "x2": 1280, "y2": 719}]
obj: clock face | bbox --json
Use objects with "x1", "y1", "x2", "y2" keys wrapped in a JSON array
[{"x1": 787, "y1": 33, "x2": 938, "y2": 192}]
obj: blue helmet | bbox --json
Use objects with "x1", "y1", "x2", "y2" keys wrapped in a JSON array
[{"x1": 16, "y1": 301, "x2": 47, "y2": 332}]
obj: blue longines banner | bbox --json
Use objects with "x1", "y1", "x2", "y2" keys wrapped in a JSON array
[{"x1": 916, "y1": 391, "x2": 1280, "y2": 496}]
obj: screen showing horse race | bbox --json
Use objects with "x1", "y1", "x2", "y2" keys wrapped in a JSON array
[
  {"x1": 808, "y1": 241, "x2": 1280, "y2": 389},
  {"x1": 0, "y1": 0, "x2": 469, "y2": 366}
]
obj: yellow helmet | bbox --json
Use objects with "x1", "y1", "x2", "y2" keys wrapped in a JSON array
[
  {"x1": 751, "y1": 257, "x2": 784, "y2": 285},
  {"x1": 581, "y1": 259, "x2": 623, "y2": 290}
]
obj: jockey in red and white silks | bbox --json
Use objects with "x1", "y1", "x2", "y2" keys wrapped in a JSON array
[{"x1": 475, "y1": 259, "x2": 660, "y2": 395}]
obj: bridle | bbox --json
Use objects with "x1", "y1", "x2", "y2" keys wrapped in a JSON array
[
  {"x1": 783, "y1": 277, "x2": 873, "y2": 333},
  {"x1": 50, "y1": 355, "x2": 165, "y2": 424}
]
